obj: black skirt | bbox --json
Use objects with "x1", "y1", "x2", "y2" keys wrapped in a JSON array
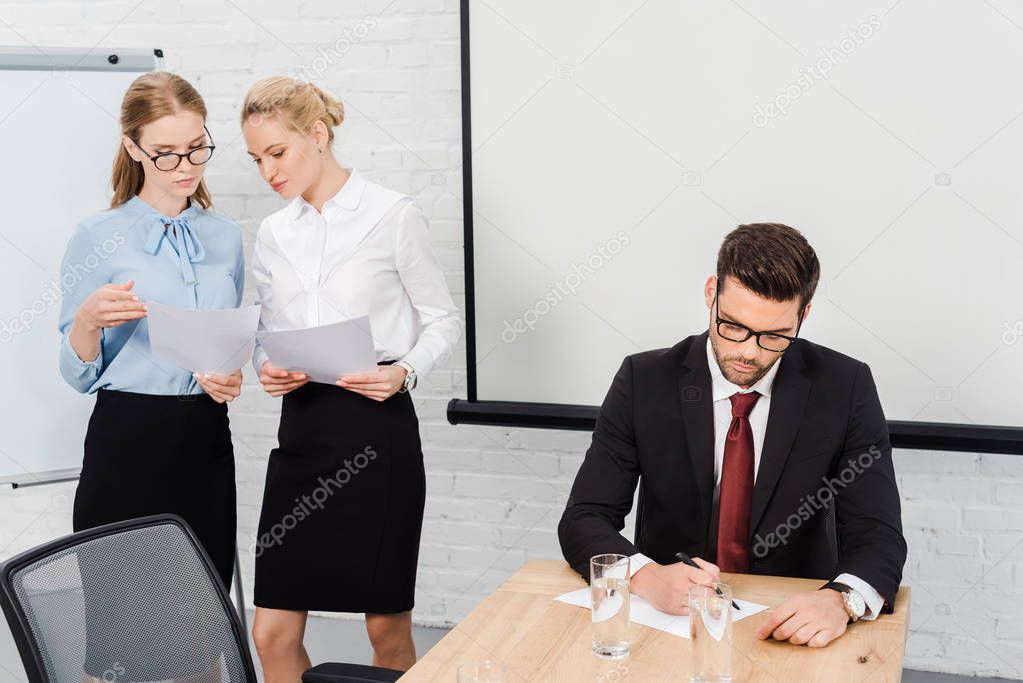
[
  {"x1": 72, "y1": 389, "x2": 237, "y2": 679},
  {"x1": 253, "y1": 377, "x2": 425, "y2": 613},
  {"x1": 73, "y1": 389, "x2": 237, "y2": 588}
]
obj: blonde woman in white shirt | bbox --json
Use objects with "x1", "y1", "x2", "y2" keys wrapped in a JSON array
[{"x1": 241, "y1": 77, "x2": 462, "y2": 678}]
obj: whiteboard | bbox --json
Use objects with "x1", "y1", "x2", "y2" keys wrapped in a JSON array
[
  {"x1": 0, "y1": 47, "x2": 159, "y2": 484},
  {"x1": 465, "y1": 0, "x2": 1023, "y2": 429}
]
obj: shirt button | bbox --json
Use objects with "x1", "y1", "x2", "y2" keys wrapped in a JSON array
[{"x1": 303, "y1": 279, "x2": 319, "y2": 293}]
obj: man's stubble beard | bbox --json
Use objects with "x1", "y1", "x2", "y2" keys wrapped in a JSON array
[{"x1": 709, "y1": 332, "x2": 778, "y2": 388}]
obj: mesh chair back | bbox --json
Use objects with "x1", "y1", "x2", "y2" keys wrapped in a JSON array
[{"x1": 0, "y1": 515, "x2": 255, "y2": 683}]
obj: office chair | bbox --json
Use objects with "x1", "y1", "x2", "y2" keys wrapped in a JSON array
[{"x1": 0, "y1": 514, "x2": 402, "y2": 683}]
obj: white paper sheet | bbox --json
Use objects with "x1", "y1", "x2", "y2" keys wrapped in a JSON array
[
  {"x1": 147, "y1": 302, "x2": 260, "y2": 375},
  {"x1": 555, "y1": 587, "x2": 768, "y2": 639},
  {"x1": 256, "y1": 317, "x2": 378, "y2": 384}
]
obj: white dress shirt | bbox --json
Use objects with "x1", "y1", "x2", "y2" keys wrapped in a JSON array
[
  {"x1": 251, "y1": 169, "x2": 462, "y2": 377},
  {"x1": 630, "y1": 338, "x2": 884, "y2": 620}
]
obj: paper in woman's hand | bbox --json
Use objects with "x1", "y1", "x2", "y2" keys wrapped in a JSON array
[
  {"x1": 257, "y1": 316, "x2": 377, "y2": 384},
  {"x1": 147, "y1": 301, "x2": 261, "y2": 375}
]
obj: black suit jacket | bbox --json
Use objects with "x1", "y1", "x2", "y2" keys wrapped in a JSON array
[{"x1": 558, "y1": 332, "x2": 906, "y2": 610}]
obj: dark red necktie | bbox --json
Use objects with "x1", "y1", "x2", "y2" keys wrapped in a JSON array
[{"x1": 716, "y1": 391, "x2": 760, "y2": 573}]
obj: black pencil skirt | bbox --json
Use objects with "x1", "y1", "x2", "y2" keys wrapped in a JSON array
[
  {"x1": 72, "y1": 389, "x2": 237, "y2": 679},
  {"x1": 73, "y1": 389, "x2": 237, "y2": 588},
  {"x1": 253, "y1": 377, "x2": 426, "y2": 613}
]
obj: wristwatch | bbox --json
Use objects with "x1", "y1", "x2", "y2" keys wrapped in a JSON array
[
  {"x1": 395, "y1": 360, "x2": 417, "y2": 393},
  {"x1": 820, "y1": 581, "x2": 866, "y2": 623}
]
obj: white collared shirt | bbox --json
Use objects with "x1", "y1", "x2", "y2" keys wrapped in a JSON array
[
  {"x1": 630, "y1": 338, "x2": 884, "y2": 620},
  {"x1": 707, "y1": 336, "x2": 781, "y2": 486},
  {"x1": 251, "y1": 169, "x2": 462, "y2": 377}
]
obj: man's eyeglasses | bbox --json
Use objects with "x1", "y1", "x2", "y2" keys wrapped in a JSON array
[
  {"x1": 713, "y1": 278, "x2": 803, "y2": 353},
  {"x1": 132, "y1": 125, "x2": 216, "y2": 171}
]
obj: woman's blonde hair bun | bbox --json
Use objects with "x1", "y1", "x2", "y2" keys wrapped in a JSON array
[{"x1": 241, "y1": 76, "x2": 345, "y2": 143}]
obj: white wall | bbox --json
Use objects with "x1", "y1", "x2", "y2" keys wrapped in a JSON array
[{"x1": 0, "y1": 1, "x2": 1020, "y2": 679}]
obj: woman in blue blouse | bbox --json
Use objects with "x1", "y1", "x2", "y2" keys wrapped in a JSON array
[{"x1": 58, "y1": 71, "x2": 243, "y2": 635}]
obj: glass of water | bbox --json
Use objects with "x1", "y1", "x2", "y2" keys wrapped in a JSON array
[
  {"x1": 689, "y1": 583, "x2": 733, "y2": 683},
  {"x1": 457, "y1": 659, "x2": 506, "y2": 682},
  {"x1": 590, "y1": 553, "x2": 631, "y2": 659}
]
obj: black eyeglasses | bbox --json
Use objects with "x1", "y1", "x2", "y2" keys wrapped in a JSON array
[
  {"x1": 713, "y1": 278, "x2": 803, "y2": 353},
  {"x1": 132, "y1": 125, "x2": 216, "y2": 171}
]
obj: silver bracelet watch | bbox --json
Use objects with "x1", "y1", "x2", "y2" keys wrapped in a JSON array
[{"x1": 395, "y1": 360, "x2": 417, "y2": 393}]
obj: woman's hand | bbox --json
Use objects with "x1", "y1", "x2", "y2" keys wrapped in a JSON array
[
  {"x1": 337, "y1": 365, "x2": 407, "y2": 402},
  {"x1": 195, "y1": 370, "x2": 243, "y2": 403},
  {"x1": 69, "y1": 280, "x2": 147, "y2": 363},
  {"x1": 259, "y1": 361, "x2": 309, "y2": 397},
  {"x1": 75, "y1": 280, "x2": 147, "y2": 331}
]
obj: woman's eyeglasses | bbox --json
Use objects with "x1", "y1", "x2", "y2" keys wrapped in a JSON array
[{"x1": 132, "y1": 125, "x2": 216, "y2": 171}]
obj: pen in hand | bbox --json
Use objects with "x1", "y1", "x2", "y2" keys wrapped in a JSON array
[{"x1": 674, "y1": 552, "x2": 740, "y2": 611}]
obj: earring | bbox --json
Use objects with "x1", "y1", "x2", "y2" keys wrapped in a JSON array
[{"x1": 318, "y1": 147, "x2": 322, "y2": 153}]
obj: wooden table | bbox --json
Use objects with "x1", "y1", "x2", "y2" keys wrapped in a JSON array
[{"x1": 403, "y1": 560, "x2": 910, "y2": 682}]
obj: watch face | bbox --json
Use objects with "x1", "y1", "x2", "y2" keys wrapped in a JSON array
[{"x1": 847, "y1": 591, "x2": 866, "y2": 617}]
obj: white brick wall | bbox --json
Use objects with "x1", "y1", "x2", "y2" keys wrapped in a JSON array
[{"x1": 0, "y1": 1, "x2": 1021, "y2": 679}]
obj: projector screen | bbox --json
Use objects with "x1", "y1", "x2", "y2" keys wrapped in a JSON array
[{"x1": 457, "y1": 0, "x2": 1023, "y2": 441}]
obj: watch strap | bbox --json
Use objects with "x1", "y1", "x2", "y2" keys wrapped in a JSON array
[{"x1": 820, "y1": 581, "x2": 859, "y2": 623}]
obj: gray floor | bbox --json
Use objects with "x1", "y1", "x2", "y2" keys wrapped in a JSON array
[{"x1": 0, "y1": 610, "x2": 1014, "y2": 682}]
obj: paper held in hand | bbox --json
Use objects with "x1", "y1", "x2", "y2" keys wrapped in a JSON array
[
  {"x1": 257, "y1": 316, "x2": 378, "y2": 384},
  {"x1": 147, "y1": 301, "x2": 261, "y2": 375}
]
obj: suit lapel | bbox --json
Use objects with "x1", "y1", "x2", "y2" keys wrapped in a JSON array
[
  {"x1": 677, "y1": 332, "x2": 715, "y2": 520},
  {"x1": 749, "y1": 341, "x2": 811, "y2": 536}
]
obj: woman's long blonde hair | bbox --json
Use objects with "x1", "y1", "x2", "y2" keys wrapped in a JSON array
[
  {"x1": 240, "y1": 77, "x2": 345, "y2": 143},
  {"x1": 110, "y1": 72, "x2": 213, "y2": 209}
]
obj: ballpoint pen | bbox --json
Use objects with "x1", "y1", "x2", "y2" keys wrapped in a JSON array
[{"x1": 674, "y1": 551, "x2": 740, "y2": 611}]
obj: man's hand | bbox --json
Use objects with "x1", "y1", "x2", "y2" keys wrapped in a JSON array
[
  {"x1": 756, "y1": 589, "x2": 849, "y2": 647},
  {"x1": 630, "y1": 557, "x2": 721, "y2": 615}
]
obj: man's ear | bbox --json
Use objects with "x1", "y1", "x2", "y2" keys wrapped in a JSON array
[
  {"x1": 704, "y1": 275, "x2": 718, "y2": 310},
  {"x1": 802, "y1": 301, "x2": 812, "y2": 323}
]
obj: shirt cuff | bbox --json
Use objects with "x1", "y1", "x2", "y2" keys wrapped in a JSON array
[
  {"x1": 252, "y1": 345, "x2": 269, "y2": 376},
  {"x1": 59, "y1": 332, "x2": 102, "y2": 391},
  {"x1": 628, "y1": 553, "x2": 656, "y2": 578},
  {"x1": 835, "y1": 573, "x2": 885, "y2": 620},
  {"x1": 399, "y1": 347, "x2": 433, "y2": 380}
]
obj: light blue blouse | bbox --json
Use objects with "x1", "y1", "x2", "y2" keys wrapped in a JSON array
[{"x1": 57, "y1": 196, "x2": 244, "y2": 395}]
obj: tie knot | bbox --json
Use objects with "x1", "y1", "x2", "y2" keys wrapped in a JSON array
[{"x1": 729, "y1": 391, "x2": 760, "y2": 418}]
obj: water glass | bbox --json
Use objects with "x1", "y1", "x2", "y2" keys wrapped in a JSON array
[
  {"x1": 689, "y1": 583, "x2": 732, "y2": 683},
  {"x1": 457, "y1": 659, "x2": 506, "y2": 682},
  {"x1": 590, "y1": 553, "x2": 631, "y2": 659}
]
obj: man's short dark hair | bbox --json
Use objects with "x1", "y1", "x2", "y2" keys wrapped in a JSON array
[{"x1": 716, "y1": 223, "x2": 820, "y2": 310}]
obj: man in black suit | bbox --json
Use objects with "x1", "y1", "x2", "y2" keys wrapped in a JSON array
[{"x1": 558, "y1": 223, "x2": 906, "y2": 648}]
